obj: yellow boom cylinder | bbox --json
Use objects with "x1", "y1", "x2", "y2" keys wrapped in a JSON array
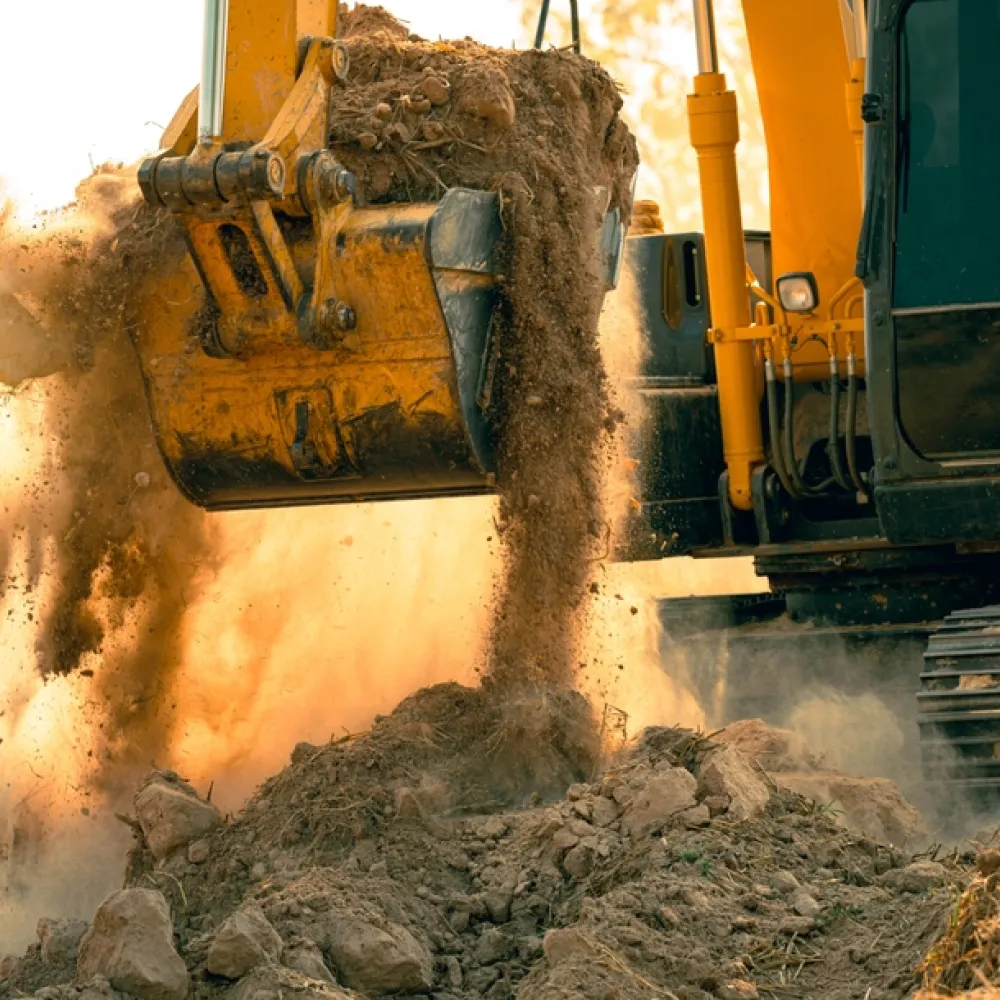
[{"x1": 688, "y1": 72, "x2": 763, "y2": 511}]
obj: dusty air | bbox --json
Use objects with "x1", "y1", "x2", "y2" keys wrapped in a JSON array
[{"x1": 0, "y1": 0, "x2": 997, "y2": 997}]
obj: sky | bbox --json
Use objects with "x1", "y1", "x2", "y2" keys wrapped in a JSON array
[{"x1": 0, "y1": 0, "x2": 527, "y2": 214}]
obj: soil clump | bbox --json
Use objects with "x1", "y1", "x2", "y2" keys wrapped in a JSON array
[{"x1": 331, "y1": 7, "x2": 639, "y2": 688}]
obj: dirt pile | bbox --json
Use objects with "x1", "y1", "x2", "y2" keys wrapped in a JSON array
[
  {"x1": 330, "y1": 9, "x2": 638, "y2": 687},
  {"x1": 1, "y1": 691, "x2": 973, "y2": 1000}
]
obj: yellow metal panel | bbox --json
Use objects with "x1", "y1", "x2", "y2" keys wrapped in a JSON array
[
  {"x1": 741, "y1": 0, "x2": 863, "y2": 369},
  {"x1": 222, "y1": 0, "x2": 334, "y2": 142}
]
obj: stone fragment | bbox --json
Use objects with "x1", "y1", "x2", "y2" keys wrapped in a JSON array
[
  {"x1": 230, "y1": 964, "x2": 357, "y2": 1000},
  {"x1": 394, "y1": 787, "x2": 423, "y2": 820},
  {"x1": 771, "y1": 871, "x2": 800, "y2": 894},
  {"x1": 789, "y1": 890, "x2": 821, "y2": 919},
  {"x1": 697, "y1": 745, "x2": 769, "y2": 822},
  {"x1": 562, "y1": 843, "x2": 595, "y2": 878},
  {"x1": 134, "y1": 777, "x2": 222, "y2": 860},
  {"x1": 420, "y1": 75, "x2": 451, "y2": 106},
  {"x1": 482, "y1": 886, "x2": 513, "y2": 924},
  {"x1": 590, "y1": 796, "x2": 619, "y2": 828},
  {"x1": 474, "y1": 928, "x2": 514, "y2": 965},
  {"x1": 623, "y1": 768, "x2": 697, "y2": 836},
  {"x1": 682, "y1": 804, "x2": 712, "y2": 829},
  {"x1": 325, "y1": 916, "x2": 433, "y2": 993},
  {"x1": 206, "y1": 905, "x2": 283, "y2": 979},
  {"x1": 37, "y1": 917, "x2": 89, "y2": 963},
  {"x1": 285, "y1": 943, "x2": 335, "y2": 983},
  {"x1": 187, "y1": 839, "x2": 211, "y2": 864},
  {"x1": 443, "y1": 955, "x2": 463, "y2": 989},
  {"x1": 550, "y1": 828, "x2": 580, "y2": 853},
  {"x1": 77, "y1": 889, "x2": 189, "y2": 1000},
  {"x1": 880, "y1": 860, "x2": 948, "y2": 893}
]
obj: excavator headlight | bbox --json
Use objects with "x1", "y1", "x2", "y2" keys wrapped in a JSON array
[{"x1": 776, "y1": 272, "x2": 820, "y2": 313}]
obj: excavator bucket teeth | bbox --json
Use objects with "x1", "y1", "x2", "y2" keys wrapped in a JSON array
[{"x1": 132, "y1": 189, "x2": 503, "y2": 510}]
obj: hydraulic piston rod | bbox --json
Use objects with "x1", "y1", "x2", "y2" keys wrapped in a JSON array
[
  {"x1": 198, "y1": 0, "x2": 229, "y2": 143},
  {"x1": 688, "y1": 0, "x2": 764, "y2": 510}
]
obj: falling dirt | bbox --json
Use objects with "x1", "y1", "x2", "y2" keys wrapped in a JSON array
[
  {"x1": 0, "y1": 170, "x2": 213, "y2": 789},
  {"x1": 330, "y1": 13, "x2": 638, "y2": 688}
]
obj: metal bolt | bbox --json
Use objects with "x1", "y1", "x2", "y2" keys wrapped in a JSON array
[
  {"x1": 884, "y1": 456, "x2": 897, "y2": 470},
  {"x1": 334, "y1": 169, "x2": 356, "y2": 203},
  {"x1": 334, "y1": 301, "x2": 356, "y2": 331},
  {"x1": 873, "y1": 310, "x2": 886, "y2": 327},
  {"x1": 317, "y1": 297, "x2": 356, "y2": 337}
]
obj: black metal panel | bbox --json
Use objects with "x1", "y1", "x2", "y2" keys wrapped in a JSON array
[
  {"x1": 619, "y1": 385, "x2": 725, "y2": 559},
  {"x1": 877, "y1": 477, "x2": 1000, "y2": 544},
  {"x1": 626, "y1": 232, "x2": 712, "y2": 381}
]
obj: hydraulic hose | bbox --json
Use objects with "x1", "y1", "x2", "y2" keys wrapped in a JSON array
[
  {"x1": 845, "y1": 350, "x2": 870, "y2": 496},
  {"x1": 784, "y1": 357, "x2": 835, "y2": 496},
  {"x1": 828, "y1": 353, "x2": 853, "y2": 491},
  {"x1": 765, "y1": 355, "x2": 799, "y2": 498}
]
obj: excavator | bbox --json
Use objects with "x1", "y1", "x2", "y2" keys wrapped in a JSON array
[{"x1": 131, "y1": 0, "x2": 1000, "y2": 801}]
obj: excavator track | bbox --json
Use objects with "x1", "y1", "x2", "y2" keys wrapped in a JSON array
[{"x1": 918, "y1": 606, "x2": 1000, "y2": 797}]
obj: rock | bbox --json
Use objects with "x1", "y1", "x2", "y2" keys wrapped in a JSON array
[
  {"x1": 789, "y1": 889, "x2": 821, "y2": 918},
  {"x1": 879, "y1": 860, "x2": 948, "y2": 893},
  {"x1": 697, "y1": 745, "x2": 769, "y2": 821},
  {"x1": 356, "y1": 131, "x2": 378, "y2": 150},
  {"x1": 325, "y1": 916, "x2": 433, "y2": 993},
  {"x1": 717, "y1": 719, "x2": 818, "y2": 771},
  {"x1": 285, "y1": 943, "x2": 335, "y2": 983},
  {"x1": 562, "y1": 843, "x2": 595, "y2": 878},
  {"x1": 187, "y1": 839, "x2": 211, "y2": 864},
  {"x1": 718, "y1": 981, "x2": 760, "y2": 1000},
  {"x1": 771, "y1": 772, "x2": 927, "y2": 846},
  {"x1": 623, "y1": 768, "x2": 697, "y2": 836},
  {"x1": 0, "y1": 956, "x2": 18, "y2": 980},
  {"x1": 447, "y1": 910, "x2": 470, "y2": 934},
  {"x1": 777, "y1": 915, "x2": 816, "y2": 936},
  {"x1": 612, "y1": 784, "x2": 635, "y2": 808},
  {"x1": 479, "y1": 817, "x2": 508, "y2": 839},
  {"x1": 567, "y1": 784, "x2": 587, "y2": 801},
  {"x1": 482, "y1": 886, "x2": 513, "y2": 924},
  {"x1": 542, "y1": 928, "x2": 593, "y2": 968},
  {"x1": 443, "y1": 955, "x2": 463, "y2": 989},
  {"x1": 590, "y1": 797, "x2": 619, "y2": 828},
  {"x1": 395, "y1": 787, "x2": 423, "y2": 820},
  {"x1": 230, "y1": 964, "x2": 357, "y2": 1000},
  {"x1": 77, "y1": 889, "x2": 189, "y2": 1000},
  {"x1": 550, "y1": 828, "x2": 580, "y2": 853},
  {"x1": 77, "y1": 975, "x2": 122, "y2": 1000},
  {"x1": 37, "y1": 916, "x2": 89, "y2": 963},
  {"x1": 134, "y1": 777, "x2": 222, "y2": 860},
  {"x1": 474, "y1": 928, "x2": 514, "y2": 965},
  {"x1": 206, "y1": 905, "x2": 283, "y2": 979},
  {"x1": 420, "y1": 75, "x2": 451, "y2": 106},
  {"x1": 771, "y1": 871, "x2": 800, "y2": 894},
  {"x1": 682, "y1": 804, "x2": 712, "y2": 829},
  {"x1": 368, "y1": 860, "x2": 388, "y2": 877},
  {"x1": 572, "y1": 799, "x2": 592, "y2": 821}
]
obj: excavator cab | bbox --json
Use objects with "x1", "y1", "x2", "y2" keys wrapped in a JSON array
[{"x1": 135, "y1": 0, "x2": 625, "y2": 510}]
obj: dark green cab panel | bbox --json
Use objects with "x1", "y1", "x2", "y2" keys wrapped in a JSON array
[{"x1": 865, "y1": 0, "x2": 1000, "y2": 544}]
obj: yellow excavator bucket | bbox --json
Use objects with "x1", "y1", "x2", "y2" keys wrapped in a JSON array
[{"x1": 133, "y1": 0, "x2": 506, "y2": 510}]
